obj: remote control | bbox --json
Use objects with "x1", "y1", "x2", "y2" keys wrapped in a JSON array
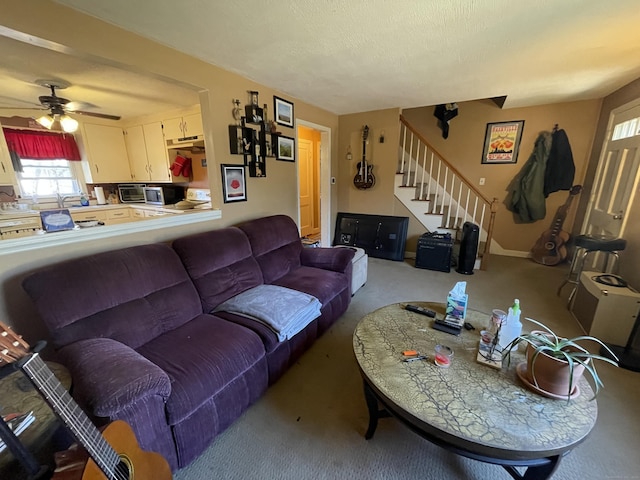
[{"x1": 405, "y1": 304, "x2": 436, "y2": 318}]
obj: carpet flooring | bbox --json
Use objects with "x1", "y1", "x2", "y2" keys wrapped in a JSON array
[{"x1": 174, "y1": 255, "x2": 640, "y2": 480}]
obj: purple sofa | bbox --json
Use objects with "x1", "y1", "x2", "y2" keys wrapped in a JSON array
[{"x1": 22, "y1": 215, "x2": 354, "y2": 471}]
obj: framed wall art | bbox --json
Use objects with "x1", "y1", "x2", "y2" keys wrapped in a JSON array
[
  {"x1": 274, "y1": 96, "x2": 294, "y2": 128},
  {"x1": 276, "y1": 135, "x2": 295, "y2": 162},
  {"x1": 221, "y1": 164, "x2": 247, "y2": 203},
  {"x1": 481, "y1": 120, "x2": 525, "y2": 164}
]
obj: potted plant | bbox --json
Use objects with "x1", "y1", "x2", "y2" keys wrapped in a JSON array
[{"x1": 503, "y1": 318, "x2": 618, "y2": 401}]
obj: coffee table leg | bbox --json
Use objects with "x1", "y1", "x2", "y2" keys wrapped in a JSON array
[
  {"x1": 363, "y1": 380, "x2": 391, "y2": 440},
  {"x1": 503, "y1": 455, "x2": 562, "y2": 480}
]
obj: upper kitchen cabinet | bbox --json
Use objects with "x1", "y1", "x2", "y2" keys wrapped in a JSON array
[
  {"x1": 162, "y1": 112, "x2": 203, "y2": 141},
  {"x1": 125, "y1": 122, "x2": 173, "y2": 182},
  {"x1": 80, "y1": 123, "x2": 130, "y2": 183},
  {"x1": 0, "y1": 126, "x2": 16, "y2": 185}
]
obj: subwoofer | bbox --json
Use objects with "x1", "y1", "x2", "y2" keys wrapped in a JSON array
[{"x1": 456, "y1": 222, "x2": 479, "y2": 275}]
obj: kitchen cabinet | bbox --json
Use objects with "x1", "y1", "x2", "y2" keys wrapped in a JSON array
[
  {"x1": 125, "y1": 123, "x2": 172, "y2": 182},
  {"x1": 131, "y1": 208, "x2": 146, "y2": 219},
  {"x1": 106, "y1": 208, "x2": 132, "y2": 224},
  {"x1": 0, "y1": 124, "x2": 16, "y2": 185},
  {"x1": 80, "y1": 124, "x2": 130, "y2": 183},
  {"x1": 162, "y1": 113, "x2": 203, "y2": 140},
  {"x1": 70, "y1": 210, "x2": 108, "y2": 223}
]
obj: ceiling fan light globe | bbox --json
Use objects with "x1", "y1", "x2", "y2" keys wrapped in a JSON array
[
  {"x1": 60, "y1": 115, "x2": 79, "y2": 133},
  {"x1": 36, "y1": 114, "x2": 54, "y2": 129}
]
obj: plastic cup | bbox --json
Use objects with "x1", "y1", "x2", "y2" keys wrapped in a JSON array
[{"x1": 434, "y1": 345, "x2": 454, "y2": 367}]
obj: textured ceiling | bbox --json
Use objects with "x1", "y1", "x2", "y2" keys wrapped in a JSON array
[{"x1": 51, "y1": 0, "x2": 640, "y2": 115}]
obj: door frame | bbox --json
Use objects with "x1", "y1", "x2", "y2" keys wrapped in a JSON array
[
  {"x1": 296, "y1": 119, "x2": 332, "y2": 246},
  {"x1": 580, "y1": 97, "x2": 640, "y2": 236}
]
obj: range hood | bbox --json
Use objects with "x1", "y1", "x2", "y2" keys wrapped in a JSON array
[{"x1": 167, "y1": 135, "x2": 205, "y2": 151}]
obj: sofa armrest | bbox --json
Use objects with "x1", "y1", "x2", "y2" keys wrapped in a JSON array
[
  {"x1": 59, "y1": 338, "x2": 171, "y2": 418},
  {"x1": 300, "y1": 247, "x2": 354, "y2": 274}
]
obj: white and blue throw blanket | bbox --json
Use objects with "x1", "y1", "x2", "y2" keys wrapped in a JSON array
[{"x1": 214, "y1": 285, "x2": 321, "y2": 341}]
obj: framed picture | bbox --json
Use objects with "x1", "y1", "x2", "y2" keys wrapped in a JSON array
[
  {"x1": 481, "y1": 120, "x2": 525, "y2": 164},
  {"x1": 220, "y1": 164, "x2": 247, "y2": 203},
  {"x1": 276, "y1": 135, "x2": 295, "y2": 162},
  {"x1": 274, "y1": 96, "x2": 294, "y2": 128}
]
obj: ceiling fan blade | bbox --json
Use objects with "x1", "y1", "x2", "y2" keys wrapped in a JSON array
[
  {"x1": 64, "y1": 101, "x2": 95, "y2": 111},
  {"x1": 72, "y1": 110, "x2": 121, "y2": 121}
]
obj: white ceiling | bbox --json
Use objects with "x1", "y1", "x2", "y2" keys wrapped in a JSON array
[{"x1": 49, "y1": 0, "x2": 640, "y2": 115}]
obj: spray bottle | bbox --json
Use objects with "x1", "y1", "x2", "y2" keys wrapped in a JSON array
[{"x1": 498, "y1": 299, "x2": 522, "y2": 351}]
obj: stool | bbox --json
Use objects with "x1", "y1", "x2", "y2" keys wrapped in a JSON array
[{"x1": 557, "y1": 234, "x2": 626, "y2": 307}]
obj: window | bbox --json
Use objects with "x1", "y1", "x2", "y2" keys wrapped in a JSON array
[
  {"x1": 611, "y1": 117, "x2": 640, "y2": 140},
  {"x1": 17, "y1": 159, "x2": 81, "y2": 197}
]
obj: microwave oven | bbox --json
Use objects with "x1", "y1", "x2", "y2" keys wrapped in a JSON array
[
  {"x1": 118, "y1": 184, "x2": 146, "y2": 203},
  {"x1": 144, "y1": 186, "x2": 184, "y2": 206}
]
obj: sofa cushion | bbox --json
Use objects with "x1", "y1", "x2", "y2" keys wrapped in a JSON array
[
  {"x1": 137, "y1": 314, "x2": 267, "y2": 426},
  {"x1": 172, "y1": 227, "x2": 263, "y2": 312},
  {"x1": 237, "y1": 215, "x2": 303, "y2": 284},
  {"x1": 22, "y1": 244, "x2": 203, "y2": 349},
  {"x1": 271, "y1": 266, "x2": 350, "y2": 305}
]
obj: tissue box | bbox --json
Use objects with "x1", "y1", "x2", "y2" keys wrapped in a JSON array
[{"x1": 446, "y1": 293, "x2": 468, "y2": 321}]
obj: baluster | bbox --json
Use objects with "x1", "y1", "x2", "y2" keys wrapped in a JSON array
[
  {"x1": 400, "y1": 125, "x2": 407, "y2": 174},
  {"x1": 412, "y1": 142, "x2": 420, "y2": 187},
  {"x1": 419, "y1": 145, "x2": 427, "y2": 200}
]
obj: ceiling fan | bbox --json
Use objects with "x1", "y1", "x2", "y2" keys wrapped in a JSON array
[{"x1": 1, "y1": 79, "x2": 121, "y2": 133}]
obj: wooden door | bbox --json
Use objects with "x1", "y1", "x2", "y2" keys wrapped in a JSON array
[
  {"x1": 298, "y1": 137, "x2": 314, "y2": 237},
  {"x1": 583, "y1": 102, "x2": 640, "y2": 238}
]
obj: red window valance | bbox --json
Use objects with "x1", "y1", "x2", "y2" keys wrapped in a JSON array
[{"x1": 3, "y1": 128, "x2": 81, "y2": 161}]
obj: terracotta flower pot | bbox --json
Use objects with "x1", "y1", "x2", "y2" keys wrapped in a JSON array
[{"x1": 525, "y1": 341, "x2": 586, "y2": 397}]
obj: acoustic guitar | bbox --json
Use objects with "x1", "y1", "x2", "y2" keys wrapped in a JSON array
[
  {"x1": 353, "y1": 125, "x2": 375, "y2": 189},
  {"x1": 530, "y1": 185, "x2": 582, "y2": 266},
  {"x1": 0, "y1": 321, "x2": 172, "y2": 480}
]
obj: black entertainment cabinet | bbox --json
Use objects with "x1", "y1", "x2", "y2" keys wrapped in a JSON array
[{"x1": 333, "y1": 212, "x2": 409, "y2": 261}]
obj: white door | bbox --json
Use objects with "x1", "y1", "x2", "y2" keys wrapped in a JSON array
[{"x1": 582, "y1": 101, "x2": 640, "y2": 239}]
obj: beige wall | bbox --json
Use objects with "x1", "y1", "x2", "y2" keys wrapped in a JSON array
[
  {"x1": 401, "y1": 99, "x2": 602, "y2": 253},
  {"x1": 574, "y1": 78, "x2": 640, "y2": 290}
]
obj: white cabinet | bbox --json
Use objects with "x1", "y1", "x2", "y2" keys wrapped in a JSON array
[
  {"x1": 70, "y1": 210, "x2": 108, "y2": 223},
  {"x1": 125, "y1": 123, "x2": 171, "y2": 182},
  {"x1": 0, "y1": 124, "x2": 16, "y2": 185},
  {"x1": 106, "y1": 208, "x2": 132, "y2": 224},
  {"x1": 162, "y1": 113, "x2": 203, "y2": 140},
  {"x1": 80, "y1": 124, "x2": 130, "y2": 183}
]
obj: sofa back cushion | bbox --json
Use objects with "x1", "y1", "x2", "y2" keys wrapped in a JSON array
[
  {"x1": 22, "y1": 243, "x2": 203, "y2": 350},
  {"x1": 172, "y1": 227, "x2": 264, "y2": 312},
  {"x1": 237, "y1": 215, "x2": 302, "y2": 284}
]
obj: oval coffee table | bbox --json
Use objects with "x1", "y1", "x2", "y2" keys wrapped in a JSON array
[{"x1": 353, "y1": 302, "x2": 597, "y2": 480}]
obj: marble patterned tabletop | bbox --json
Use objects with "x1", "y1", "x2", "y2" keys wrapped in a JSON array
[{"x1": 353, "y1": 302, "x2": 598, "y2": 459}]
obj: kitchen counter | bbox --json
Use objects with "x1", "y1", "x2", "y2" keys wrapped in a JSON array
[{"x1": 0, "y1": 206, "x2": 221, "y2": 254}]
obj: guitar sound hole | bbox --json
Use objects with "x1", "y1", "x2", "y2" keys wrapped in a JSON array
[{"x1": 115, "y1": 459, "x2": 131, "y2": 479}]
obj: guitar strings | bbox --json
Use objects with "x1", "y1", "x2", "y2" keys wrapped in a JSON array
[{"x1": 24, "y1": 354, "x2": 126, "y2": 480}]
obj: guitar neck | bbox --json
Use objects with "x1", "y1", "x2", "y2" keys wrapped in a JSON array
[{"x1": 20, "y1": 354, "x2": 120, "y2": 476}]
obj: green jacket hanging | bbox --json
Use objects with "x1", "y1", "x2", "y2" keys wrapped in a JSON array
[{"x1": 507, "y1": 131, "x2": 553, "y2": 223}]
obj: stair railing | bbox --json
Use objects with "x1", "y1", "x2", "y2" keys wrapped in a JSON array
[{"x1": 398, "y1": 115, "x2": 498, "y2": 269}]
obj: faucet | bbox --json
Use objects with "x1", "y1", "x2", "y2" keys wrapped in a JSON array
[{"x1": 56, "y1": 193, "x2": 72, "y2": 209}]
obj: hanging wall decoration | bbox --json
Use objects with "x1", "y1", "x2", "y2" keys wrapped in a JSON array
[
  {"x1": 221, "y1": 164, "x2": 247, "y2": 203},
  {"x1": 481, "y1": 120, "x2": 525, "y2": 164},
  {"x1": 274, "y1": 96, "x2": 294, "y2": 128},
  {"x1": 276, "y1": 135, "x2": 295, "y2": 162}
]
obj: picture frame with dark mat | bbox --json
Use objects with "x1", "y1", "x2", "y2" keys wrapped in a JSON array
[
  {"x1": 276, "y1": 135, "x2": 295, "y2": 162},
  {"x1": 274, "y1": 96, "x2": 294, "y2": 128}
]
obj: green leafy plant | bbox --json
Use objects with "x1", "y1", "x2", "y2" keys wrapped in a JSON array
[{"x1": 503, "y1": 318, "x2": 619, "y2": 400}]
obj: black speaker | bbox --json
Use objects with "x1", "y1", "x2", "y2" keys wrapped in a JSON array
[{"x1": 456, "y1": 222, "x2": 479, "y2": 275}]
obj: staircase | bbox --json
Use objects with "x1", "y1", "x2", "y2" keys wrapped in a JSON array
[{"x1": 395, "y1": 115, "x2": 498, "y2": 270}]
